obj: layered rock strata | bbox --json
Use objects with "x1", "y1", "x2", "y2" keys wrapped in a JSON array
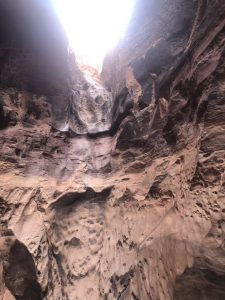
[{"x1": 0, "y1": 0, "x2": 225, "y2": 299}]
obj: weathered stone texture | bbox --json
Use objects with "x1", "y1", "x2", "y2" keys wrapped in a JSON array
[{"x1": 0, "y1": 0, "x2": 225, "y2": 299}]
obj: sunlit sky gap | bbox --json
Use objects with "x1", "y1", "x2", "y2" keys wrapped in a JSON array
[{"x1": 52, "y1": 0, "x2": 135, "y2": 70}]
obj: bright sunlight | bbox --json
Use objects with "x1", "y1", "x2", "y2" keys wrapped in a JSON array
[{"x1": 52, "y1": 0, "x2": 135, "y2": 70}]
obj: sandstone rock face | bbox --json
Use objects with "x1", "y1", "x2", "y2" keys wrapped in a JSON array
[{"x1": 0, "y1": 0, "x2": 225, "y2": 299}]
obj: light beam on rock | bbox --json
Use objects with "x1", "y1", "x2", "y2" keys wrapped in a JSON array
[{"x1": 52, "y1": 0, "x2": 135, "y2": 70}]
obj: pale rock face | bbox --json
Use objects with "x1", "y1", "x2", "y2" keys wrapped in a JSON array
[
  {"x1": 68, "y1": 70, "x2": 113, "y2": 135},
  {"x1": 0, "y1": 0, "x2": 225, "y2": 299}
]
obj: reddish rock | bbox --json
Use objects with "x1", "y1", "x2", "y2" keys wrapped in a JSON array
[{"x1": 0, "y1": 0, "x2": 225, "y2": 299}]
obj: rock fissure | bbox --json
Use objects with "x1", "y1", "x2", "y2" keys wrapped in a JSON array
[{"x1": 0, "y1": 0, "x2": 225, "y2": 299}]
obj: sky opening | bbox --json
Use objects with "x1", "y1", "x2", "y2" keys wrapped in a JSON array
[{"x1": 52, "y1": 0, "x2": 135, "y2": 70}]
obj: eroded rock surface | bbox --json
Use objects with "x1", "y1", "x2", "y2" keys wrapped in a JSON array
[{"x1": 0, "y1": 0, "x2": 225, "y2": 299}]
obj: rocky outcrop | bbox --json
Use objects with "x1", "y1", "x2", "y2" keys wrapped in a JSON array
[
  {"x1": 0, "y1": 0, "x2": 112, "y2": 136},
  {"x1": 65, "y1": 56, "x2": 112, "y2": 135},
  {"x1": 0, "y1": 0, "x2": 225, "y2": 299}
]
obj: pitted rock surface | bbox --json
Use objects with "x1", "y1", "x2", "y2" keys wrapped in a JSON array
[{"x1": 0, "y1": 0, "x2": 225, "y2": 299}]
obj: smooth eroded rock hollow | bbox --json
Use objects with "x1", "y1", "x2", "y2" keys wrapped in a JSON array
[{"x1": 0, "y1": 0, "x2": 225, "y2": 299}]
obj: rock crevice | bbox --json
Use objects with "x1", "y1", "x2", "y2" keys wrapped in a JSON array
[{"x1": 0, "y1": 0, "x2": 225, "y2": 299}]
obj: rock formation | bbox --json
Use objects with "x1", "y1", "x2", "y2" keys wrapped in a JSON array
[{"x1": 0, "y1": 0, "x2": 225, "y2": 299}]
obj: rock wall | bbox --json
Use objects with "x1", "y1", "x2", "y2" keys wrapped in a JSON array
[{"x1": 0, "y1": 0, "x2": 225, "y2": 299}]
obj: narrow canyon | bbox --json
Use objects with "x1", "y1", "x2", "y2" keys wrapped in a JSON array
[{"x1": 0, "y1": 0, "x2": 225, "y2": 299}]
